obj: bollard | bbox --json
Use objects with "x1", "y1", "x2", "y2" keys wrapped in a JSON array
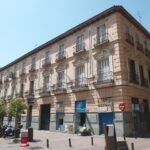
[
  {"x1": 68, "y1": 138, "x2": 72, "y2": 147},
  {"x1": 123, "y1": 133, "x2": 126, "y2": 141},
  {"x1": 46, "y1": 139, "x2": 49, "y2": 148},
  {"x1": 91, "y1": 137, "x2": 94, "y2": 145},
  {"x1": 131, "y1": 143, "x2": 134, "y2": 150}
]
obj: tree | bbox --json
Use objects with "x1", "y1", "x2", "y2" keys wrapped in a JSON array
[
  {"x1": 0, "y1": 99, "x2": 6, "y2": 125},
  {"x1": 7, "y1": 97, "x2": 28, "y2": 128}
]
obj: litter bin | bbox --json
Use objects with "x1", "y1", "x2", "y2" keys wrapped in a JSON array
[{"x1": 28, "y1": 127, "x2": 33, "y2": 142}]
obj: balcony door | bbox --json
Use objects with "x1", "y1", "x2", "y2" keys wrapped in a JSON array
[
  {"x1": 98, "y1": 58, "x2": 110, "y2": 81},
  {"x1": 59, "y1": 44, "x2": 64, "y2": 58},
  {"x1": 76, "y1": 35, "x2": 84, "y2": 52},
  {"x1": 129, "y1": 59, "x2": 137, "y2": 83},
  {"x1": 97, "y1": 24, "x2": 107, "y2": 43},
  {"x1": 58, "y1": 71, "x2": 65, "y2": 88},
  {"x1": 43, "y1": 76, "x2": 49, "y2": 89},
  {"x1": 30, "y1": 81, "x2": 34, "y2": 94},
  {"x1": 76, "y1": 66, "x2": 85, "y2": 86}
]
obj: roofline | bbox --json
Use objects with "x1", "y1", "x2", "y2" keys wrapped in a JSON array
[{"x1": 0, "y1": 5, "x2": 150, "y2": 71}]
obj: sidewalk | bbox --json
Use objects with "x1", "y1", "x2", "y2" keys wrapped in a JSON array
[{"x1": 0, "y1": 130, "x2": 150, "y2": 150}]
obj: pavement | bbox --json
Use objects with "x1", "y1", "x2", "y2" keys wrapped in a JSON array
[{"x1": 0, "y1": 130, "x2": 150, "y2": 150}]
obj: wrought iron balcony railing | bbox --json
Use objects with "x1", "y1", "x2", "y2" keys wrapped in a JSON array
[
  {"x1": 94, "y1": 71, "x2": 114, "y2": 85},
  {"x1": 56, "y1": 51, "x2": 66, "y2": 62},
  {"x1": 129, "y1": 73, "x2": 139, "y2": 85},
  {"x1": 29, "y1": 65, "x2": 36, "y2": 72},
  {"x1": 19, "y1": 69, "x2": 26, "y2": 76},
  {"x1": 73, "y1": 43, "x2": 86, "y2": 55},
  {"x1": 42, "y1": 58, "x2": 51, "y2": 67},
  {"x1": 94, "y1": 33, "x2": 109, "y2": 48},
  {"x1": 136, "y1": 41, "x2": 144, "y2": 53},
  {"x1": 125, "y1": 33, "x2": 134, "y2": 46},
  {"x1": 71, "y1": 77, "x2": 88, "y2": 89}
]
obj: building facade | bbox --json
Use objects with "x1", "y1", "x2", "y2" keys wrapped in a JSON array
[{"x1": 0, "y1": 6, "x2": 150, "y2": 136}]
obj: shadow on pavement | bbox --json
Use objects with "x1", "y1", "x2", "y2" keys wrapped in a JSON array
[{"x1": 27, "y1": 146, "x2": 43, "y2": 150}]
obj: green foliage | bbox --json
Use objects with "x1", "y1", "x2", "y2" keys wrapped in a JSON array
[
  {"x1": 0, "y1": 99, "x2": 6, "y2": 116},
  {"x1": 7, "y1": 97, "x2": 28, "y2": 117}
]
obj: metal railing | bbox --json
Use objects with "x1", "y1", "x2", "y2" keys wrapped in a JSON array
[
  {"x1": 56, "y1": 51, "x2": 66, "y2": 61},
  {"x1": 74, "y1": 42, "x2": 86, "y2": 53},
  {"x1": 42, "y1": 58, "x2": 51, "y2": 66},
  {"x1": 72, "y1": 77, "x2": 88, "y2": 88},
  {"x1": 39, "y1": 85, "x2": 50, "y2": 92},
  {"x1": 136, "y1": 41, "x2": 143, "y2": 52},
  {"x1": 29, "y1": 65, "x2": 36, "y2": 72},
  {"x1": 125, "y1": 33, "x2": 134, "y2": 46},
  {"x1": 129, "y1": 73, "x2": 139, "y2": 84},
  {"x1": 94, "y1": 71, "x2": 114, "y2": 84},
  {"x1": 95, "y1": 33, "x2": 109, "y2": 45},
  {"x1": 19, "y1": 69, "x2": 26, "y2": 76},
  {"x1": 55, "y1": 82, "x2": 66, "y2": 90}
]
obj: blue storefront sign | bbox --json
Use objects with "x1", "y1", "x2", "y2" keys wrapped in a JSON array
[
  {"x1": 56, "y1": 101, "x2": 64, "y2": 113},
  {"x1": 75, "y1": 100, "x2": 86, "y2": 112}
]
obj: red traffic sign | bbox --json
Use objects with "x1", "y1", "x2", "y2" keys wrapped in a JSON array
[{"x1": 119, "y1": 103, "x2": 125, "y2": 111}]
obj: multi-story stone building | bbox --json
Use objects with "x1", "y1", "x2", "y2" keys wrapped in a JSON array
[{"x1": 0, "y1": 6, "x2": 150, "y2": 136}]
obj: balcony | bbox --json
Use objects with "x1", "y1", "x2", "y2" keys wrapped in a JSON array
[
  {"x1": 0, "y1": 79, "x2": 2, "y2": 84},
  {"x1": 136, "y1": 42, "x2": 144, "y2": 53},
  {"x1": 29, "y1": 65, "x2": 37, "y2": 73},
  {"x1": 71, "y1": 77, "x2": 88, "y2": 92},
  {"x1": 42, "y1": 58, "x2": 51, "y2": 68},
  {"x1": 24, "y1": 90, "x2": 34, "y2": 99},
  {"x1": 140, "y1": 78, "x2": 149, "y2": 88},
  {"x1": 129, "y1": 73, "x2": 139, "y2": 85},
  {"x1": 73, "y1": 43, "x2": 86, "y2": 55},
  {"x1": 125, "y1": 33, "x2": 134, "y2": 46},
  {"x1": 19, "y1": 69, "x2": 26, "y2": 77},
  {"x1": 94, "y1": 71, "x2": 114, "y2": 88},
  {"x1": 39, "y1": 85, "x2": 50, "y2": 97},
  {"x1": 4, "y1": 77, "x2": 10, "y2": 83},
  {"x1": 53, "y1": 82, "x2": 67, "y2": 94},
  {"x1": 94, "y1": 34, "x2": 109, "y2": 49},
  {"x1": 56, "y1": 51, "x2": 66, "y2": 62},
  {"x1": 145, "y1": 48, "x2": 150, "y2": 57}
]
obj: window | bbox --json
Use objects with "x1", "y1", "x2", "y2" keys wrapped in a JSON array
[
  {"x1": 98, "y1": 58, "x2": 110, "y2": 81},
  {"x1": 139, "y1": 65, "x2": 145, "y2": 86},
  {"x1": 32, "y1": 57, "x2": 36, "y2": 69},
  {"x1": 76, "y1": 35, "x2": 84, "y2": 52},
  {"x1": 76, "y1": 66, "x2": 85, "y2": 86},
  {"x1": 59, "y1": 44, "x2": 65, "y2": 58},
  {"x1": 58, "y1": 71, "x2": 65, "y2": 88},
  {"x1": 131, "y1": 97, "x2": 139, "y2": 111},
  {"x1": 22, "y1": 62, "x2": 26, "y2": 72},
  {"x1": 143, "y1": 99, "x2": 149, "y2": 113},
  {"x1": 43, "y1": 76, "x2": 49, "y2": 88},
  {"x1": 97, "y1": 24, "x2": 107, "y2": 43},
  {"x1": 45, "y1": 51, "x2": 50, "y2": 63},
  {"x1": 11, "y1": 85, "x2": 15, "y2": 97},
  {"x1": 30, "y1": 81, "x2": 34, "y2": 94},
  {"x1": 128, "y1": 59, "x2": 137, "y2": 83},
  {"x1": 148, "y1": 70, "x2": 150, "y2": 85}
]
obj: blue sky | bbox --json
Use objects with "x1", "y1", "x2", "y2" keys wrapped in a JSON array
[{"x1": 0, "y1": 0, "x2": 150, "y2": 67}]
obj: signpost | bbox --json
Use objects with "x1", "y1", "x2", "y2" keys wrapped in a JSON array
[{"x1": 119, "y1": 103, "x2": 125, "y2": 111}]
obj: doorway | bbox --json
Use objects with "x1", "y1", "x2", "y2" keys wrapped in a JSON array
[
  {"x1": 99, "y1": 112, "x2": 113, "y2": 134},
  {"x1": 56, "y1": 113, "x2": 64, "y2": 130},
  {"x1": 40, "y1": 104, "x2": 50, "y2": 130}
]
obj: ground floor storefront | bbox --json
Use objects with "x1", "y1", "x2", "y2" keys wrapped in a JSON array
[{"x1": 2, "y1": 86, "x2": 150, "y2": 137}]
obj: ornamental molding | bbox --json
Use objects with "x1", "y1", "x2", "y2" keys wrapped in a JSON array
[
  {"x1": 56, "y1": 63, "x2": 68, "y2": 72},
  {"x1": 94, "y1": 49, "x2": 112, "y2": 60}
]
